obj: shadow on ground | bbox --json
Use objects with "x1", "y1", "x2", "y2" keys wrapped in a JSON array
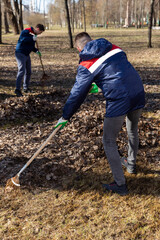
[{"x1": 1, "y1": 155, "x2": 159, "y2": 197}]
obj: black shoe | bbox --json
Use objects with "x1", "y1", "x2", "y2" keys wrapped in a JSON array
[
  {"x1": 23, "y1": 88, "x2": 32, "y2": 93},
  {"x1": 15, "y1": 89, "x2": 23, "y2": 97},
  {"x1": 121, "y1": 157, "x2": 137, "y2": 174},
  {"x1": 102, "y1": 181, "x2": 129, "y2": 196}
]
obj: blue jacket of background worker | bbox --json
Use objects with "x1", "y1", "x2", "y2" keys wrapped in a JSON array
[
  {"x1": 15, "y1": 27, "x2": 38, "y2": 56},
  {"x1": 63, "y1": 38, "x2": 145, "y2": 120}
]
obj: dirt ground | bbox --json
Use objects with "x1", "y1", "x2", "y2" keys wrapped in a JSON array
[{"x1": 0, "y1": 28, "x2": 160, "y2": 240}]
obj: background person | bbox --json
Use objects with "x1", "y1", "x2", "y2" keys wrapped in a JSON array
[{"x1": 15, "y1": 24, "x2": 45, "y2": 97}]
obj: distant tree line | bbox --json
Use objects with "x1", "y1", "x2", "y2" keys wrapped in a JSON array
[
  {"x1": 48, "y1": 0, "x2": 160, "y2": 29},
  {"x1": 0, "y1": 0, "x2": 160, "y2": 47}
]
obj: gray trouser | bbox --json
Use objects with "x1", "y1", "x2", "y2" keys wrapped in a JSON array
[
  {"x1": 15, "y1": 52, "x2": 31, "y2": 90},
  {"x1": 103, "y1": 108, "x2": 142, "y2": 185}
]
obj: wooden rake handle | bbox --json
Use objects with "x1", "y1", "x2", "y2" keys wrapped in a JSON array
[
  {"x1": 17, "y1": 125, "x2": 61, "y2": 177},
  {"x1": 35, "y1": 40, "x2": 45, "y2": 74}
]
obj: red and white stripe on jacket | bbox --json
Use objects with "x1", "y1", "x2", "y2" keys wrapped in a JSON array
[
  {"x1": 80, "y1": 45, "x2": 123, "y2": 73},
  {"x1": 25, "y1": 27, "x2": 34, "y2": 34}
]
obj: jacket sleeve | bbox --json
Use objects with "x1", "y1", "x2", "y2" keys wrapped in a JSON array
[
  {"x1": 63, "y1": 65, "x2": 95, "y2": 120},
  {"x1": 32, "y1": 47, "x2": 38, "y2": 53}
]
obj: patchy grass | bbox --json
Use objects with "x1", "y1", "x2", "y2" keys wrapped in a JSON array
[{"x1": 0, "y1": 28, "x2": 160, "y2": 240}]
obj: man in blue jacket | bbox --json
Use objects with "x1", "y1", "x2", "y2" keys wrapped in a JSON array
[
  {"x1": 55, "y1": 32, "x2": 145, "y2": 196},
  {"x1": 15, "y1": 24, "x2": 45, "y2": 97}
]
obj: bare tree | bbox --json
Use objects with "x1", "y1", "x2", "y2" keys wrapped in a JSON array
[
  {"x1": 77, "y1": 0, "x2": 82, "y2": 29},
  {"x1": 0, "y1": 0, "x2": 2, "y2": 44},
  {"x1": 19, "y1": 0, "x2": 23, "y2": 31},
  {"x1": 73, "y1": 0, "x2": 76, "y2": 30},
  {"x1": 125, "y1": 0, "x2": 131, "y2": 27},
  {"x1": 3, "y1": 0, "x2": 19, "y2": 34},
  {"x1": 12, "y1": 0, "x2": 23, "y2": 31},
  {"x1": 159, "y1": 0, "x2": 160, "y2": 26},
  {"x1": 82, "y1": 0, "x2": 86, "y2": 31},
  {"x1": 158, "y1": 0, "x2": 160, "y2": 26},
  {"x1": 71, "y1": 0, "x2": 75, "y2": 32},
  {"x1": 68, "y1": 0, "x2": 74, "y2": 32},
  {"x1": 154, "y1": 0, "x2": 160, "y2": 26},
  {"x1": 3, "y1": 7, "x2": 10, "y2": 33},
  {"x1": 64, "y1": 0, "x2": 73, "y2": 48},
  {"x1": 119, "y1": 0, "x2": 122, "y2": 26},
  {"x1": 148, "y1": 0, "x2": 155, "y2": 47}
]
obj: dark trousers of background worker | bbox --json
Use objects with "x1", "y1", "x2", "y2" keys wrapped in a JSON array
[{"x1": 15, "y1": 52, "x2": 31, "y2": 91}]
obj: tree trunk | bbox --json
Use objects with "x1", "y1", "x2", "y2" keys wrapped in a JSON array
[
  {"x1": 13, "y1": 0, "x2": 23, "y2": 31},
  {"x1": 158, "y1": 0, "x2": 160, "y2": 27},
  {"x1": 64, "y1": 0, "x2": 73, "y2": 48},
  {"x1": 72, "y1": 0, "x2": 75, "y2": 32},
  {"x1": 19, "y1": 0, "x2": 23, "y2": 31},
  {"x1": 125, "y1": 0, "x2": 131, "y2": 27},
  {"x1": 148, "y1": 0, "x2": 155, "y2": 48},
  {"x1": 78, "y1": 0, "x2": 83, "y2": 29},
  {"x1": 82, "y1": 0, "x2": 86, "y2": 31},
  {"x1": 135, "y1": 0, "x2": 138, "y2": 28},
  {"x1": 2, "y1": 0, "x2": 19, "y2": 34},
  {"x1": 141, "y1": 0, "x2": 144, "y2": 28},
  {"x1": 119, "y1": 0, "x2": 122, "y2": 27},
  {"x1": 153, "y1": 10, "x2": 156, "y2": 26},
  {"x1": 0, "y1": 0, "x2": 2, "y2": 44},
  {"x1": 131, "y1": 0, "x2": 134, "y2": 25},
  {"x1": 106, "y1": 0, "x2": 109, "y2": 28},
  {"x1": 4, "y1": 9, "x2": 10, "y2": 33},
  {"x1": 13, "y1": 0, "x2": 19, "y2": 15},
  {"x1": 43, "y1": 0, "x2": 45, "y2": 26}
]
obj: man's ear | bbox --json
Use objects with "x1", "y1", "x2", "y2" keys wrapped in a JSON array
[{"x1": 77, "y1": 46, "x2": 82, "y2": 52}]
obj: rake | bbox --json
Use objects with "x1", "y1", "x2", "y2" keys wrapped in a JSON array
[
  {"x1": 36, "y1": 41, "x2": 49, "y2": 83},
  {"x1": 5, "y1": 125, "x2": 61, "y2": 190}
]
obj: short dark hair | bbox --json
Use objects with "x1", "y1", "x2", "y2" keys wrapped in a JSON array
[
  {"x1": 75, "y1": 32, "x2": 92, "y2": 49},
  {"x1": 75, "y1": 32, "x2": 91, "y2": 42},
  {"x1": 36, "y1": 24, "x2": 45, "y2": 31}
]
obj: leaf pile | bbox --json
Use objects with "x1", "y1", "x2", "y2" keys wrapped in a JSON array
[
  {"x1": 0, "y1": 88, "x2": 67, "y2": 126},
  {"x1": 0, "y1": 91, "x2": 159, "y2": 193}
]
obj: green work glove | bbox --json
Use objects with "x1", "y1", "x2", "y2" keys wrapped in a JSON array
[
  {"x1": 36, "y1": 51, "x2": 41, "y2": 57},
  {"x1": 89, "y1": 83, "x2": 99, "y2": 93},
  {"x1": 55, "y1": 117, "x2": 68, "y2": 129}
]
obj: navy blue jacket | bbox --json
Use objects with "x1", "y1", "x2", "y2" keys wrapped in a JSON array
[
  {"x1": 15, "y1": 27, "x2": 38, "y2": 56},
  {"x1": 63, "y1": 38, "x2": 145, "y2": 120}
]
